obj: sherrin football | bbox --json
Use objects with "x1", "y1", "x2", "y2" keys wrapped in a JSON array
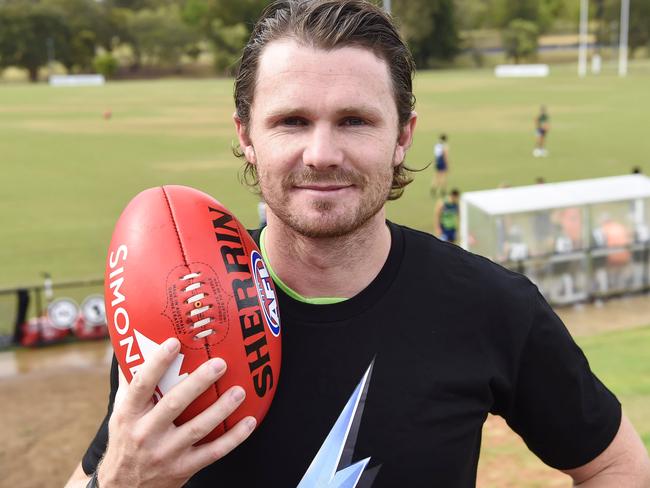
[{"x1": 104, "y1": 185, "x2": 281, "y2": 443}]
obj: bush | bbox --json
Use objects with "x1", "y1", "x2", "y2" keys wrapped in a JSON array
[
  {"x1": 502, "y1": 19, "x2": 539, "y2": 64},
  {"x1": 93, "y1": 53, "x2": 118, "y2": 79}
]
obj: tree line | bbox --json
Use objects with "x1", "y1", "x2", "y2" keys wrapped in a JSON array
[{"x1": 0, "y1": 0, "x2": 648, "y2": 82}]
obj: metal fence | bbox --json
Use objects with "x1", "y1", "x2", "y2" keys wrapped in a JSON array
[{"x1": 498, "y1": 241, "x2": 650, "y2": 306}]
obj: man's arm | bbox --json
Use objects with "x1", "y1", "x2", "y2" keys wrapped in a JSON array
[
  {"x1": 64, "y1": 338, "x2": 255, "y2": 488},
  {"x1": 561, "y1": 413, "x2": 650, "y2": 487}
]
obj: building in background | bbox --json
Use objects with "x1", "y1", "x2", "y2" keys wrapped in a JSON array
[{"x1": 460, "y1": 174, "x2": 650, "y2": 305}]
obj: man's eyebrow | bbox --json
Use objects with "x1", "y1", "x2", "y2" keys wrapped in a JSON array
[
  {"x1": 263, "y1": 107, "x2": 311, "y2": 120},
  {"x1": 335, "y1": 106, "x2": 383, "y2": 119},
  {"x1": 263, "y1": 105, "x2": 383, "y2": 120}
]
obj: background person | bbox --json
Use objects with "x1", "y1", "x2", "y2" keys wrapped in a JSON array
[
  {"x1": 598, "y1": 216, "x2": 633, "y2": 292},
  {"x1": 533, "y1": 105, "x2": 550, "y2": 157},
  {"x1": 66, "y1": 1, "x2": 650, "y2": 487},
  {"x1": 434, "y1": 188, "x2": 460, "y2": 243},
  {"x1": 431, "y1": 133, "x2": 450, "y2": 196}
]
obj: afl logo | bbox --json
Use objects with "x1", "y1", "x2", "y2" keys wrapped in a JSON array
[{"x1": 251, "y1": 250, "x2": 280, "y2": 337}]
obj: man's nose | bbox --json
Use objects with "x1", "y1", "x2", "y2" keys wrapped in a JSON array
[{"x1": 302, "y1": 124, "x2": 344, "y2": 169}]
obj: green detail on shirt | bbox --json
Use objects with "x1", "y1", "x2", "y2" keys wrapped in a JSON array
[
  {"x1": 537, "y1": 113, "x2": 549, "y2": 126},
  {"x1": 259, "y1": 227, "x2": 347, "y2": 305},
  {"x1": 440, "y1": 198, "x2": 459, "y2": 231}
]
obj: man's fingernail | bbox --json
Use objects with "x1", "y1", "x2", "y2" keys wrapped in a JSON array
[
  {"x1": 245, "y1": 416, "x2": 257, "y2": 431},
  {"x1": 231, "y1": 386, "x2": 245, "y2": 402},
  {"x1": 165, "y1": 338, "x2": 179, "y2": 353},
  {"x1": 210, "y1": 358, "x2": 226, "y2": 375}
]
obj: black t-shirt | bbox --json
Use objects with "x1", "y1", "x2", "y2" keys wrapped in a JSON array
[{"x1": 83, "y1": 222, "x2": 621, "y2": 487}]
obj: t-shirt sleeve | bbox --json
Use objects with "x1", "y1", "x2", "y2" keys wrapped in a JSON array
[
  {"x1": 81, "y1": 354, "x2": 119, "y2": 475},
  {"x1": 501, "y1": 290, "x2": 621, "y2": 470}
]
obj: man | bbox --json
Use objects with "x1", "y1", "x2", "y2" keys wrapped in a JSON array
[
  {"x1": 431, "y1": 133, "x2": 449, "y2": 196},
  {"x1": 533, "y1": 105, "x2": 550, "y2": 157},
  {"x1": 67, "y1": 1, "x2": 650, "y2": 487},
  {"x1": 434, "y1": 188, "x2": 460, "y2": 243}
]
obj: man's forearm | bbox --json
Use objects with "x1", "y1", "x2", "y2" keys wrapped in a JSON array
[{"x1": 574, "y1": 469, "x2": 650, "y2": 488}]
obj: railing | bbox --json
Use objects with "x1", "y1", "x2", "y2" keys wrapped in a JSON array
[{"x1": 497, "y1": 242, "x2": 650, "y2": 306}]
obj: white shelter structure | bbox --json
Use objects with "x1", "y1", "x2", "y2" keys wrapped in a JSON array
[{"x1": 460, "y1": 175, "x2": 650, "y2": 305}]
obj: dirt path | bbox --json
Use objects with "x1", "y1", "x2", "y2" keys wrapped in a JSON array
[{"x1": 0, "y1": 345, "x2": 110, "y2": 487}]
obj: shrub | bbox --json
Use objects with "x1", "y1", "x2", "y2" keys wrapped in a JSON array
[{"x1": 93, "y1": 52, "x2": 118, "y2": 79}]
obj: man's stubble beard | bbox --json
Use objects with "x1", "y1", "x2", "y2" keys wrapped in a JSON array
[{"x1": 258, "y1": 164, "x2": 394, "y2": 239}]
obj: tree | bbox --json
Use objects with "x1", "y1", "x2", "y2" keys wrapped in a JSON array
[
  {"x1": 454, "y1": 0, "x2": 490, "y2": 31},
  {"x1": 393, "y1": 0, "x2": 460, "y2": 68},
  {"x1": 472, "y1": 0, "x2": 570, "y2": 34},
  {"x1": 102, "y1": 6, "x2": 136, "y2": 60},
  {"x1": 0, "y1": 3, "x2": 72, "y2": 81},
  {"x1": 599, "y1": 0, "x2": 650, "y2": 58},
  {"x1": 207, "y1": 17, "x2": 249, "y2": 73},
  {"x1": 43, "y1": 0, "x2": 101, "y2": 71},
  {"x1": 628, "y1": 0, "x2": 650, "y2": 57},
  {"x1": 502, "y1": 18, "x2": 539, "y2": 64},
  {"x1": 93, "y1": 52, "x2": 119, "y2": 78},
  {"x1": 107, "y1": 0, "x2": 175, "y2": 11},
  {"x1": 182, "y1": 0, "x2": 269, "y2": 74},
  {"x1": 127, "y1": 5, "x2": 199, "y2": 68}
]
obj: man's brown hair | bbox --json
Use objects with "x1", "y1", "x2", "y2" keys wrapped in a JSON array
[{"x1": 234, "y1": 0, "x2": 416, "y2": 200}]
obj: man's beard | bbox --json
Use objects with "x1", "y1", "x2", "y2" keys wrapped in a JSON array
[{"x1": 260, "y1": 165, "x2": 393, "y2": 238}]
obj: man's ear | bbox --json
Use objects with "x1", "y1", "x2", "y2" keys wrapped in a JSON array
[
  {"x1": 393, "y1": 111, "x2": 417, "y2": 167},
  {"x1": 233, "y1": 111, "x2": 257, "y2": 164}
]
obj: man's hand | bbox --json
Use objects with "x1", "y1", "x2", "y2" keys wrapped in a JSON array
[{"x1": 98, "y1": 338, "x2": 256, "y2": 488}]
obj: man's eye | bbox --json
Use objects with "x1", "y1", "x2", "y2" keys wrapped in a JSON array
[
  {"x1": 283, "y1": 117, "x2": 306, "y2": 126},
  {"x1": 343, "y1": 117, "x2": 366, "y2": 126}
]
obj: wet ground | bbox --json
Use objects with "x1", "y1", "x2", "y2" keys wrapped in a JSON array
[
  {"x1": 0, "y1": 340, "x2": 111, "y2": 487},
  {"x1": 2, "y1": 295, "x2": 649, "y2": 487},
  {"x1": 0, "y1": 339, "x2": 112, "y2": 379},
  {"x1": 557, "y1": 293, "x2": 650, "y2": 337}
]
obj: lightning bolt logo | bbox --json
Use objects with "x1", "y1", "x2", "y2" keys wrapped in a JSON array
[
  {"x1": 133, "y1": 330, "x2": 188, "y2": 399},
  {"x1": 298, "y1": 362, "x2": 378, "y2": 488}
]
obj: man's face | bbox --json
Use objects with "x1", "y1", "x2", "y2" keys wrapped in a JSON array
[{"x1": 235, "y1": 39, "x2": 416, "y2": 238}]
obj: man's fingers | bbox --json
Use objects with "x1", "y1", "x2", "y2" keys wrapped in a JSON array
[
  {"x1": 120, "y1": 337, "x2": 181, "y2": 415},
  {"x1": 113, "y1": 367, "x2": 129, "y2": 411},
  {"x1": 144, "y1": 358, "x2": 227, "y2": 431},
  {"x1": 170, "y1": 384, "x2": 247, "y2": 447},
  {"x1": 184, "y1": 415, "x2": 257, "y2": 475}
]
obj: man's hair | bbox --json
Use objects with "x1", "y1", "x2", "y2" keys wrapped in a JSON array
[
  {"x1": 234, "y1": 0, "x2": 416, "y2": 200},
  {"x1": 440, "y1": 134, "x2": 447, "y2": 142}
]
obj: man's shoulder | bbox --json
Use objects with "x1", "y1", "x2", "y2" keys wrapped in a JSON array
[
  {"x1": 393, "y1": 222, "x2": 535, "y2": 299},
  {"x1": 391, "y1": 223, "x2": 541, "y2": 347}
]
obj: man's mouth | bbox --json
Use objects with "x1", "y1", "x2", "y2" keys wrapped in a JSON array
[{"x1": 294, "y1": 184, "x2": 354, "y2": 192}]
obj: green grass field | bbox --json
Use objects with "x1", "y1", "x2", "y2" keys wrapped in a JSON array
[{"x1": 2, "y1": 60, "x2": 650, "y2": 288}]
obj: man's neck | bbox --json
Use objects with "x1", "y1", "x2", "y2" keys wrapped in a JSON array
[{"x1": 262, "y1": 210, "x2": 392, "y2": 299}]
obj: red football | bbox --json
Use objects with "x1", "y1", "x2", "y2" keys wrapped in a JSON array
[{"x1": 104, "y1": 185, "x2": 281, "y2": 443}]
